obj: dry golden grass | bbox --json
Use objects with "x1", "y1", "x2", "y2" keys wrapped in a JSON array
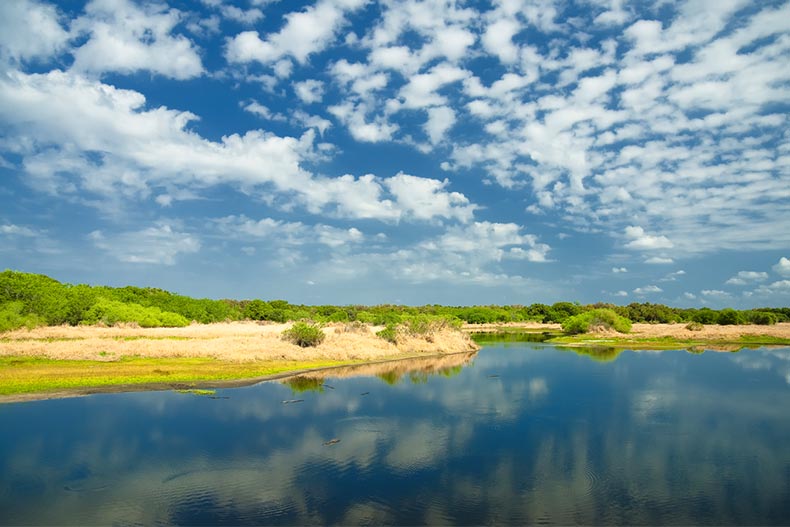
[
  {"x1": 628, "y1": 322, "x2": 790, "y2": 339},
  {"x1": 0, "y1": 321, "x2": 478, "y2": 362}
]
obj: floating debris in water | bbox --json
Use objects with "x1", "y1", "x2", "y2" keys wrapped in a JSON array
[
  {"x1": 360, "y1": 392, "x2": 370, "y2": 396},
  {"x1": 487, "y1": 374, "x2": 500, "y2": 378},
  {"x1": 208, "y1": 396, "x2": 230, "y2": 400},
  {"x1": 323, "y1": 438, "x2": 341, "y2": 446},
  {"x1": 282, "y1": 399, "x2": 304, "y2": 404},
  {"x1": 323, "y1": 384, "x2": 335, "y2": 390}
]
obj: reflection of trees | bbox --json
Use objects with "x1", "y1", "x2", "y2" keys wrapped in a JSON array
[
  {"x1": 288, "y1": 351, "x2": 478, "y2": 387},
  {"x1": 282, "y1": 376, "x2": 325, "y2": 393},
  {"x1": 567, "y1": 346, "x2": 624, "y2": 362}
]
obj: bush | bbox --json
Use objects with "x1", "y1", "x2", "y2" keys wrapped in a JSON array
[
  {"x1": 562, "y1": 309, "x2": 632, "y2": 335},
  {"x1": 746, "y1": 311, "x2": 777, "y2": 325},
  {"x1": 0, "y1": 302, "x2": 45, "y2": 332},
  {"x1": 376, "y1": 325, "x2": 397, "y2": 344},
  {"x1": 80, "y1": 299, "x2": 189, "y2": 327},
  {"x1": 282, "y1": 322, "x2": 325, "y2": 347},
  {"x1": 685, "y1": 321, "x2": 704, "y2": 331},
  {"x1": 717, "y1": 308, "x2": 745, "y2": 325}
]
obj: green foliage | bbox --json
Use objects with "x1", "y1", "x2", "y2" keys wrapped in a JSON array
[
  {"x1": 3, "y1": 269, "x2": 789, "y2": 331},
  {"x1": 80, "y1": 299, "x2": 189, "y2": 327},
  {"x1": 685, "y1": 321, "x2": 704, "y2": 331},
  {"x1": 717, "y1": 308, "x2": 745, "y2": 325},
  {"x1": 562, "y1": 309, "x2": 632, "y2": 335},
  {"x1": 744, "y1": 311, "x2": 778, "y2": 325},
  {"x1": 0, "y1": 302, "x2": 45, "y2": 332},
  {"x1": 376, "y1": 325, "x2": 397, "y2": 344},
  {"x1": 282, "y1": 322, "x2": 325, "y2": 347}
]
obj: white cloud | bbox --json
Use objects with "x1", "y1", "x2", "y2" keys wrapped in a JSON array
[
  {"x1": 293, "y1": 79, "x2": 324, "y2": 104},
  {"x1": 633, "y1": 285, "x2": 662, "y2": 295},
  {"x1": 683, "y1": 292, "x2": 696, "y2": 300},
  {"x1": 225, "y1": 0, "x2": 366, "y2": 66},
  {"x1": 701, "y1": 289, "x2": 730, "y2": 298},
  {"x1": 754, "y1": 280, "x2": 790, "y2": 296},
  {"x1": 242, "y1": 100, "x2": 286, "y2": 121},
  {"x1": 0, "y1": 223, "x2": 38, "y2": 237},
  {"x1": 328, "y1": 102, "x2": 398, "y2": 142},
  {"x1": 659, "y1": 269, "x2": 686, "y2": 281},
  {"x1": 385, "y1": 173, "x2": 477, "y2": 223},
  {"x1": 612, "y1": 266, "x2": 627, "y2": 273},
  {"x1": 624, "y1": 226, "x2": 673, "y2": 250},
  {"x1": 725, "y1": 271, "x2": 768, "y2": 286},
  {"x1": 212, "y1": 215, "x2": 364, "y2": 248},
  {"x1": 71, "y1": 0, "x2": 204, "y2": 79},
  {"x1": 424, "y1": 106, "x2": 456, "y2": 145},
  {"x1": 613, "y1": 290, "x2": 628, "y2": 297},
  {"x1": 773, "y1": 257, "x2": 790, "y2": 277},
  {"x1": 90, "y1": 222, "x2": 200, "y2": 265},
  {"x1": 482, "y1": 18, "x2": 520, "y2": 64},
  {"x1": 0, "y1": 69, "x2": 477, "y2": 224},
  {"x1": 428, "y1": 221, "x2": 549, "y2": 263},
  {"x1": 0, "y1": 0, "x2": 69, "y2": 63},
  {"x1": 644, "y1": 257, "x2": 674, "y2": 264}
]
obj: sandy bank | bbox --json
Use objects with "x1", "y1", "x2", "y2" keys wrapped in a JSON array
[
  {"x1": 0, "y1": 321, "x2": 479, "y2": 362},
  {"x1": 464, "y1": 322, "x2": 790, "y2": 340}
]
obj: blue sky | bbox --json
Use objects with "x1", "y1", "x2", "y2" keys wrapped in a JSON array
[{"x1": 0, "y1": 0, "x2": 789, "y2": 307}]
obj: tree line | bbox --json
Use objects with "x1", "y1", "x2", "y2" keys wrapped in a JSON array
[{"x1": 0, "y1": 270, "x2": 787, "y2": 332}]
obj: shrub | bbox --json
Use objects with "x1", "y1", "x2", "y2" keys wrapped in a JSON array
[
  {"x1": 0, "y1": 302, "x2": 45, "y2": 332},
  {"x1": 282, "y1": 322, "x2": 325, "y2": 347},
  {"x1": 717, "y1": 308, "x2": 744, "y2": 325},
  {"x1": 685, "y1": 321, "x2": 704, "y2": 331},
  {"x1": 80, "y1": 299, "x2": 189, "y2": 327},
  {"x1": 562, "y1": 309, "x2": 632, "y2": 335},
  {"x1": 746, "y1": 311, "x2": 777, "y2": 325},
  {"x1": 376, "y1": 325, "x2": 397, "y2": 344}
]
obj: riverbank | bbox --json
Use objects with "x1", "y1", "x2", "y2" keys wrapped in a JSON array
[
  {"x1": 0, "y1": 321, "x2": 478, "y2": 399},
  {"x1": 470, "y1": 322, "x2": 790, "y2": 348}
]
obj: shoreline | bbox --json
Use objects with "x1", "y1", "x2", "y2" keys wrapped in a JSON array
[
  {"x1": 0, "y1": 321, "x2": 478, "y2": 401},
  {"x1": 0, "y1": 349, "x2": 480, "y2": 404},
  {"x1": 2, "y1": 321, "x2": 789, "y2": 401}
]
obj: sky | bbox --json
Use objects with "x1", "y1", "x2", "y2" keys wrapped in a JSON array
[{"x1": 0, "y1": 0, "x2": 789, "y2": 307}]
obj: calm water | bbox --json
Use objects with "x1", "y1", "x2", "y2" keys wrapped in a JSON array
[{"x1": 2, "y1": 343, "x2": 790, "y2": 525}]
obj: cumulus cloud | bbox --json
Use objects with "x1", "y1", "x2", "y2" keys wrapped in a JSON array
[
  {"x1": 0, "y1": 0, "x2": 69, "y2": 63},
  {"x1": 212, "y1": 215, "x2": 364, "y2": 248},
  {"x1": 89, "y1": 222, "x2": 200, "y2": 265},
  {"x1": 0, "y1": 223, "x2": 39, "y2": 237},
  {"x1": 633, "y1": 285, "x2": 662, "y2": 295},
  {"x1": 70, "y1": 0, "x2": 204, "y2": 79},
  {"x1": 225, "y1": 0, "x2": 366, "y2": 66},
  {"x1": 0, "y1": 69, "x2": 477, "y2": 224},
  {"x1": 612, "y1": 266, "x2": 627, "y2": 273},
  {"x1": 725, "y1": 271, "x2": 768, "y2": 286},
  {"x1": 624, "y1": 226, "x2": 673, "y2": 250},
  {"x1": 645, "y1": 257, "x2": 674, "y2": 265},
  {"x1": 773, "y1": 257, "x2": 790, "y2": 277},
  {"x1": 293, "y1": 79, "x2": 324, "y2": 104}
]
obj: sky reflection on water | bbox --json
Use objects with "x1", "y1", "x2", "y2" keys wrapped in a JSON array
[{"x1": 1, "y1": 344, "x2": 789, "y2": 525}]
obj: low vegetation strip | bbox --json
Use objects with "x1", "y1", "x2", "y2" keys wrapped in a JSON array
[
  {"x1": 0, "y1": 356, "x2": 363, "y2": 397},
  {"x1": 1, "y1": 270, "x2": 787, "y2": 334}
]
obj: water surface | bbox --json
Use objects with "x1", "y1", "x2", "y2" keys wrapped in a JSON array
[{"x1": 1, "y1": 344, "x2": 789, "y2": 525}]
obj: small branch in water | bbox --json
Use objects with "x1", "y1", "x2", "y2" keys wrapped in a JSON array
[
  {"x1": 282, "y1": 399, "x2": 304, "y2": 404},
  {"x1": 323, "y1": 438, "x2": 341, "y2": 446}
]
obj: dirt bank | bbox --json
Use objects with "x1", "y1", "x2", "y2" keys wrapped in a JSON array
[{"x1": 0, "y1": 321, "x2": 478, "y2": 362}]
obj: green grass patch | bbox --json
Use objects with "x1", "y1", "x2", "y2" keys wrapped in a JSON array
[
  {"x1": 0, "y1": 356, "x2": 362, "y2": 396},
  {"x1": 547, "y1": 333, "x2": 790, "y2": 350}
]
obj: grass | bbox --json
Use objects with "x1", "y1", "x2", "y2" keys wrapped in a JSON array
[
  {"x1": 0, "y1": 356, "x2": 363, "y2": 397},
  {"x1": 547, "y1": 333, "x2": 790, "y2": 349}
]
